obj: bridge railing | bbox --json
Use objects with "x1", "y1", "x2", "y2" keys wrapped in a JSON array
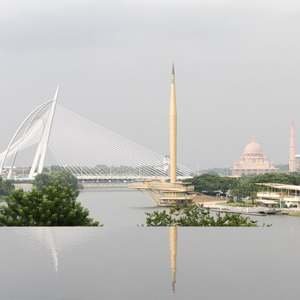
[
  {"x1": 128, "y1": 181, "x2": 195, "y2": 191},
  {"x1": 75, "y1": 174, "x2": 193, "y2": 180}
]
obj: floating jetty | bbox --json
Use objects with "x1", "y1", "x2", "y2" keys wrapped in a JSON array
[{"x1": 209, "y1": 206, "x2": 284, "y2": 216}]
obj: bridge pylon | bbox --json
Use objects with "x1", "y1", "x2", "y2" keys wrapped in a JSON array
[
  {"x1": 0, "y1": 87, "x2": 58, "y2": 180},
  {"x1": 28, "y1": 87, "x2": 58, "y2": 179}
]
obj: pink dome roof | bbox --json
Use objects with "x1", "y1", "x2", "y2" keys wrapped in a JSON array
[{"x1": 244, "y1": 140, "x2": 263, "y2": 154}]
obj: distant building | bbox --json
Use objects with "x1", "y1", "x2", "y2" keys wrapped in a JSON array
[
  {"x1": 231, "y1": 137, "x2": 278, "y2": 177},
  {"x1": 257, "y1": 183, "x2": 300, "y2": 208},
  {"x1": 163, "y1": 155, "x2": 170, "y2": 172}
]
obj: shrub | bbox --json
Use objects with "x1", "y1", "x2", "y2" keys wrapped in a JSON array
[{"x1": 0, "y1": 183, "x2": 100, "y2": 226}]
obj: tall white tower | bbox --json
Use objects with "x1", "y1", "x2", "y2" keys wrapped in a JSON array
[
  {"x1": 28, "y1": 87, "x2": 59, "y2": 179},
  {"x1": 169, "y1": 61, "x2": 177, "y2": 183}
]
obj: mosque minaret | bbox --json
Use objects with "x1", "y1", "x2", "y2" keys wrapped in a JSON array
[{"x1": 289, "y1": 121, "x2": 296, "y2": 173}]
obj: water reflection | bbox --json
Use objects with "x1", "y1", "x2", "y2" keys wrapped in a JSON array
[
  {"x1": 29, "y1": 228, "x2": 59, "y2": 273},
  {"x1": 291, "y1": 226, "x2": 295, "y2": 238},
  {"x1": 170, "y1": 226, "x2": 177, "y2": 296}
]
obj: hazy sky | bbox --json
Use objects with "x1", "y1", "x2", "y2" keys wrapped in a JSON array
[{"x1": 1, "y1": 0, "x2": 300, "y2": 170}]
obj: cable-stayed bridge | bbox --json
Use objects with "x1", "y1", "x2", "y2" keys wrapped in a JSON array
[{"x1": 0, "y1": 89, "x2": 197, "y2": 182}]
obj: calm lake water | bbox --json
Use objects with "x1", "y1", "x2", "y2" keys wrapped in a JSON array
[{"x1": 1, "y1": 189, "x2": 300, "y2": 300}]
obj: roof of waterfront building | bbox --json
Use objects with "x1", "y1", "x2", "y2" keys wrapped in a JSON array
[
  {"x1": 256, "y1": 183, "x2": 300, "y2": 191},
  {"x1": 257, "y1": 199, "x2": 279, "y2": 205}
]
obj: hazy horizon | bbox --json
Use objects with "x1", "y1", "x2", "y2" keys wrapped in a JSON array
[{"x1": 1, "y1": 0, "x2": 300, "y2": 170}]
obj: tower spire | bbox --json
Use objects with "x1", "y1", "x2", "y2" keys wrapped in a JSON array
[
  {"x1": 170, "y1": 61, "x2": 177, "y2": 183},
  {"x1": 289, "y1": 120, "x2": 296, "y2": 173}
]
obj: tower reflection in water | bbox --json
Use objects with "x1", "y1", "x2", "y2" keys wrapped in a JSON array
[
  {"x1": 29, "y1": 228, "x2": 59, "y2": 273},
  {"x1": 170, "y1": 226, "x2": 177, "y2": 296}
]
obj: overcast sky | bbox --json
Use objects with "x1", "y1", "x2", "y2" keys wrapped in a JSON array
[{"x1": 1, "y1": 0, "x2": 300, "y2": 170}]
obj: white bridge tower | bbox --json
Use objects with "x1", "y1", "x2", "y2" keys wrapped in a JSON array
[{"x1": 0, "y1": 88, "x2": 58, "y2": 179}]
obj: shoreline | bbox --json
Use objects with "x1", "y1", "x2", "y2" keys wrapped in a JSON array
[{"x1": 196, "y1": 200, "x2": 297, "y2": 216}]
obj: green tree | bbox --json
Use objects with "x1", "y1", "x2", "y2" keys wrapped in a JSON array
[
  {"x1": 184, "y1": 174, "x2": 237, "y2": 196},
  {"x1": 248, "y1": 173, "x2": 294, "y2": 185},
  {"x1": 144, "y1": 204, "x2": 258, "y2": 227},
  {"x1": 0, "y1": 176, "x2": 14, "y2": 198},
  {"x1": 218, "y1": 176, "x2": 238, "y2": 195},
  {"x1": 185, "y1": 174, "x2": 219, "y2": 195},
  {"x1": 34, "y1": 171, "x2": 79, "y2": 191},
  {"x1": 229, "y1": 180, "x2": 255, "y2": 202},
  {"x1": 34, "y1": 173, "x2": 52, "y2": 191},
  {"x1": 2, "y1": 180, "x2": 14, "y2": 196},
  {"x1": 49, "y1": 165, "x2": 64, "y2": 172},
  {"x1": 0, "y1": 183, "x2": 100, "y2": 226},
  {"x1": 50, "y1": 171, "x2": 79, "y2": 191}
]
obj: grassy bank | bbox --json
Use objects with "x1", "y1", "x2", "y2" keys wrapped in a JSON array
[{"x1": 288, "y1": 212, "x2": 300, "y2": 217}]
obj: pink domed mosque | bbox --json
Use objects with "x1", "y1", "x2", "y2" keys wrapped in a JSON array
[{"x1": 231, "y1": 136, "x2": 278, "y2": 177}]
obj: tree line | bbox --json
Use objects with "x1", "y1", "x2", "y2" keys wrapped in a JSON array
[
  {"x1": 184, "y1": 172, "x2": 300, "y2": 202},
  {"x1": 1, "y1": 171, "x2": 297, "y2": 227}
]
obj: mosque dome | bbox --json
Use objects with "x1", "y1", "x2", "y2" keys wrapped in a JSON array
[
  {"x1": 232, "y1": 135, "x2": 278, "y2": 177},
  {"x1": 244, "y1": 140, "x2": 263, "y2": 155}
]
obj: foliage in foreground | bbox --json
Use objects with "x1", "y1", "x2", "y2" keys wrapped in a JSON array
[
  {"x1": 0, "y1": 183, "x2": 100, "y2": 226},
  {"x1": 144, "y1": 204, "x2": 259, "y2": 227}
]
